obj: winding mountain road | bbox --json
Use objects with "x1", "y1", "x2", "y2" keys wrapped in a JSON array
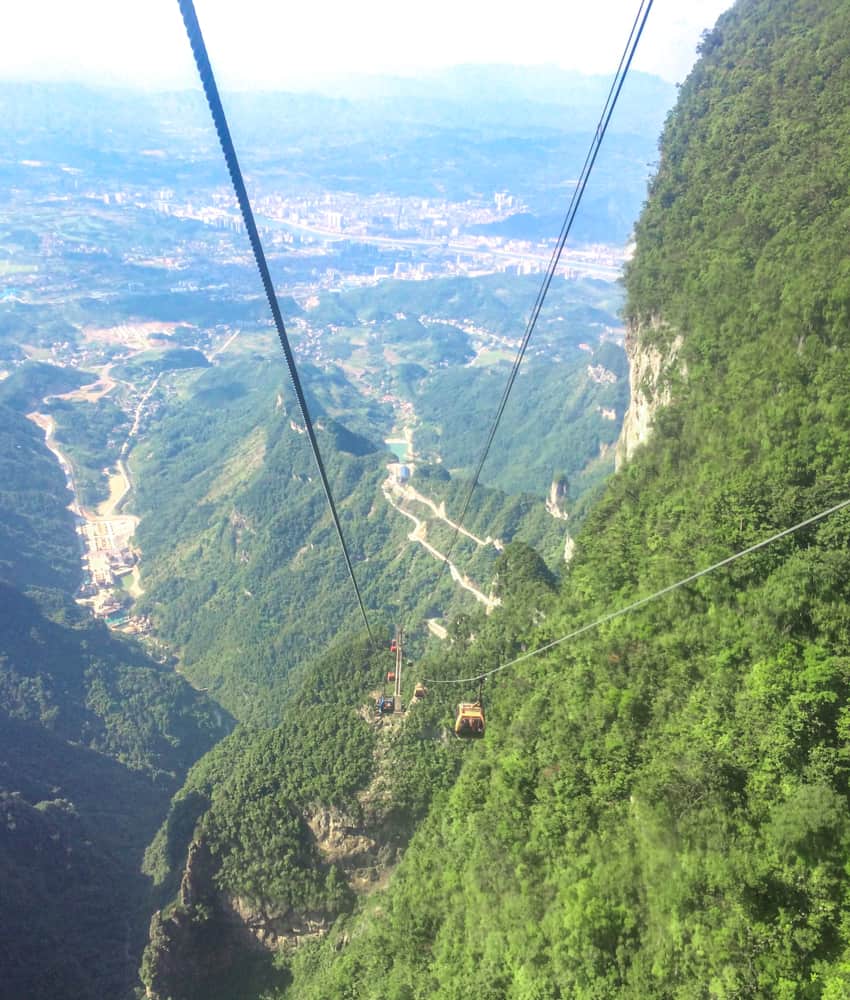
[{"x1": 382, "y1": 480, "x2": 500, "y2": 611}]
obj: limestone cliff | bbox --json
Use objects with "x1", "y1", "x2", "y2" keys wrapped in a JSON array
[
  {"x1": 142, "y1": 840, "x2": 255, "y2": 1000},
  {"x1": 615, "y1": 317, "x2": 685, "y2": 468},
  {"x1": 141, "y1": 721, "x2": 412, "y2": 1000},
  {"x1": 545, "y1": 476, "x2": 569, "y2": 520},
  {"x1": 142, "y1": 803, "x2": 392, "y2": 1000}
]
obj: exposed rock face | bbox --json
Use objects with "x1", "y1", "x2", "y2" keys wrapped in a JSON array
[
  {"x1": 615, "y1": 317, "x2": 685, "y2": 468},
  {"x1": 142, "y1": 836, "x2": 332, "y2": 999},
  {"x1": 227, "y1": 896, "x2": 332, "y2": 951},
  {"x1": 217, "y1": 803, "x2": 394, "y2": 950},
  {"x1": 546, "y1": 477, "x2": 570, "y2": 521},
  {"x1": 143, "y1": 840, "x2": 252, "y2": 1000},
  {"x1": 142, "y1": 797, "x2": 404, "y2": 998},
  {"x1": 179, "y1": 838, "x2": 217, "y2": 908}
]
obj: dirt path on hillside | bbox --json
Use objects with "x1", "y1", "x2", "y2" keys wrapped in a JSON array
[
  {"x1": 395, "y1": 483, "x2": 503, "y2": 552},
  {"x1": 382, "y1": 481, "x2": 499, "y2": 611}
]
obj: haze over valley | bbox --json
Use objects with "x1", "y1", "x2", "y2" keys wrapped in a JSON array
[{"x1": 0, "y1": 64, "x2": 673, "y2": 997}]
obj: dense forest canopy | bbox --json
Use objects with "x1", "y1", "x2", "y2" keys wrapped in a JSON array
[
  {"x1": 0, "y1": 368, "x2": 230, "y2": 999},
  {"x1": 217, "y1": 1, "x2": 850, "y2": 996},
  {"x1": 13, "y1": 0, "x2": 850, "y2": 995}
]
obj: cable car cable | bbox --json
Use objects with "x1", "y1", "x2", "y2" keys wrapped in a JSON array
[
  {"x1": 437, "y1": 0, "x2": 654, "y2": 581},
  {"x1": 439, "y1": 0, "x2": 653, "y2": 576},
  {"x1": 424, "y1": 495, "x2": 850, "y2": 686},
  {"x1": 176, "y1": 0, "x2": 375, "y2": 646}
]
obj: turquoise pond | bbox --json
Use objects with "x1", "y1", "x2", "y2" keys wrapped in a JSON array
[{"x1": 385, "y1": 439, "x2": 409, "y2": 462}]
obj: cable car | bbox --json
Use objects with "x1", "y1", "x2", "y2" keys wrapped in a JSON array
[
  {"x1": 387, "y1": 671, "x2": 396, "y2": 683},
  {"x1": 413, "y1": 683, "x2": 427, "y2": 699},
  {"x1": 390, "y1": 640, "x2": 397, "y2": 652},
  {"x1": 376, "y1": 694, "x2": 394, "y2": 715},
  {"x1": 454, "y1": 701, "x2": 485, "y2": 738},
  {"x1": 454, "y1": 677, "x2": 485, "y2": 737}
]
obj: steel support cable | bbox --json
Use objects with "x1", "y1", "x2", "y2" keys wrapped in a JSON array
[
  {"x1": 176, "y1": 0, "x2": 375, "y2": 645},
  {"x1": 391, "y1": 4, "x2": 651, "y2": 645},
  {"x1": 487, "y1": 0, "x2": 650, "y2": 398},
  {"x1": 424, "y1": 496, "x2": 850, "y2": 686},
  {"x1": 436, "y1": 0, "x2": 654, "y2": 580}
]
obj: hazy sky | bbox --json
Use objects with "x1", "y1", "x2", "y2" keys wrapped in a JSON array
[{"x1": 3, "y1": 0, "x2": 734, "y2": 90}]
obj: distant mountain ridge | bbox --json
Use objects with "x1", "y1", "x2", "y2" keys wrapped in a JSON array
[
  {"x1": 0, "y1": 71, "x2": 672, "y2": 243},
  {"x1": 0, "y1": 66, "x2": 674, "y2": 133}
]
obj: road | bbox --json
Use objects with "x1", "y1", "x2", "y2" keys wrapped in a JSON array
[
  {"x1": 210, "y1": 328, "x2": 240, "y2": 359},
  {"x1": 395, "y1": 482, "x2": 503, "y2": 553},
  {"x1": 121, "y1": 374, "x2": 161, "y2": 457},
  {"x1": 382, "y1": 481, "x2": 499, "y2": 612},
  {"x1": 27, "y1": 411, "x2": 81, "y2": 516},
  {"x1": 97, "y1": 459, "x2": 132, "y2": 518},
  {"x1": 46, "y1": 363, "x2": 117, "y2": 405}
]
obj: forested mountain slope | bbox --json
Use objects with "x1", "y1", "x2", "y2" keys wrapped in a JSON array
[
  {"x1": 0, "y1": 385, "x2": 231, "y2": 999},
  {"x1": 139, "y1": 545, "x2": 557, "y2": 1000},
  {"x1": 254, "y1": 1, "x2": 850, "y2": 995},
  {"x1": 132, "y1": 357, "x2": 569, "y2": 725}
]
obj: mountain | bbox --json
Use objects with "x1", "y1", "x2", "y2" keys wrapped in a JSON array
[
  {"x1": 139, "y1": 0, "x2": 850, "y2": 996},
  {"x1": 129, "y1": 350, "x2": 571, "y2": 724},
  {"x1": 0, "y1": 387, "x2": 232, "y2": 999}
]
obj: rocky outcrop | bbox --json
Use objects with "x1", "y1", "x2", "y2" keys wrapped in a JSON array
[
  {"x1": 615, "y1": 317, "x2": 685, "y2": 468},
  {"x1": 142, "y1": 840, "x2": 253, "y2": 1000},
  {"x1": 545, "y1": 476, "x2": 569, "y2": 521},
  {"x1": 141, "y1": 795, "x2": 405, "y2": 998},
  {"x1": 142, "y1": 836, "x2": 335, "y2": 999}
]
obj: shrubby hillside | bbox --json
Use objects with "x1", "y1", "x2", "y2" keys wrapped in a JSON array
[
  {"x1": 196, "y1": 0, "x2": 850, "y2": 995},
  {"x1": 0, "y1": 382, "x2": 231, "y2": 999},
  {"x1": 139, "y1": 546, "x2": 552, "y2": 1000},
  {"x1": 132, "y1": 355, "x2": 570, "y2": 725},
  {"x1": 17, "y1": 0, "x2": 850, "y2": 993}
]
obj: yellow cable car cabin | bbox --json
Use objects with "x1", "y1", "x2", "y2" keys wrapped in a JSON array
[
  {"x1": 413, "y1": 682, "x2": 427, "y2": 699},
  {"x1": 454, "y1": 701, "x2": 485, "y2": 738}
]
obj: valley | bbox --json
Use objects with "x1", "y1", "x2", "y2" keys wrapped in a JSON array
[
  {"x1": 18, "y1": 22, "x2": 850, "y2": 998},
  {"x1": 0, "y1": 67, "x2": 655, "y2": 999},
  {"x1": 1, "y1": 101, "x2": 632, "y2": 654}
]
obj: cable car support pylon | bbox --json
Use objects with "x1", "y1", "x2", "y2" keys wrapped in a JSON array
[{"x1": 393, "y1": 627, "x2": 404, "y2": 714}]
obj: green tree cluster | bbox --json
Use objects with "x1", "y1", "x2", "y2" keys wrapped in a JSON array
[{"x1": 273, "y1": 2, "x2": 850, "y2": 996}]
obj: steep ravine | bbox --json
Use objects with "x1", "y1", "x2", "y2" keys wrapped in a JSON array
[
  {"x1": 140, "y1": 685, "x2": 458, "y2": 1000},
  {"x1": 262, "y1": 1, "x2": 850, "y2": 995}
]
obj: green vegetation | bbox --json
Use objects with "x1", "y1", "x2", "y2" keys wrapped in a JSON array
[
  {"x1": 0, "y1": 360, "x2": 92, "y2": 411},
  {"x1": 0, "y1": 718, "x2": 168, "y2": 1000},
  {"x1": 415, "y1": 352, "x2": 625, "y2": 497},
  {"x1": 139, "y1": 628, "x2": 468, "y2": 1000},
  {"x1": 132, "y1": 354, "x2": 569, "y2": 725},
  {"x1": 51, "y1": 395, "x2": 130, "y2": 506},
  {"x1": 1, "y1": 68, "x2": 671, "y2": 1000},
  {"x1": 138, "y1": 541, "x2": 557, "y2": 1000},
  {"x1": 304, "y1": 273, "x2": 626, "y2": 496},
  {"x1": 111, "y1": 346, "x2": 211, "y2": 381},
  {"x1": 249, "y1": 1, "x2": 850, "y2": 995},
  {"x1": 0, "y1": 404, "x2": 80, "y2": 590},
  {"x1": 0, "y1": 381, "x2": 232, "y2": 998}
]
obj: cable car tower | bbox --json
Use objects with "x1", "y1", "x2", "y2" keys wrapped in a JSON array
[{"x1": 392, "y1": 627, "x2": 404, "y2": 714}]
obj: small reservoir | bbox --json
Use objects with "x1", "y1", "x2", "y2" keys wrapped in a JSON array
[{"x1": 385, "y1": 438, "x2": 409, "y2": 462}]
